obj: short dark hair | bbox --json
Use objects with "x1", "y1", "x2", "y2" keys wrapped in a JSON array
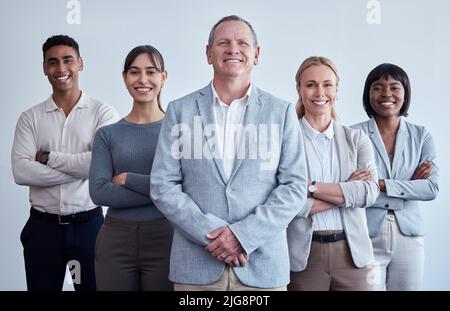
[
  {"x1": 207, "y1": 15, "x2": 258, "y2": 47},
  {"x1": 42, "y1": 35, "x2": 80, "y2": 61},
  {"x1": 363, "y1": 63, "x2": 411, "y2": 118},
  {"x1": 123, "y1": 45, "x2": 166, "y2": 113}
]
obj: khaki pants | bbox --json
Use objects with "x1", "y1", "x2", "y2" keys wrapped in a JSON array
[
  {"x1": 289, "y1": 234, "x2": 373, "y2": 291},
  {"x1": 175, "y1": 266, "x2": 287, "y2": 291}
]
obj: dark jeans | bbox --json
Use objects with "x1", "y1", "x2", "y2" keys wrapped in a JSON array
[{"x1": 20, "y1": 208, "x2": 104, "y2": 291}]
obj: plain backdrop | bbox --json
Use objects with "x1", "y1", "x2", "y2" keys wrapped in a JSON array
[{"x1": 0, "y1": 0, "x2": 449, "y2": 290}]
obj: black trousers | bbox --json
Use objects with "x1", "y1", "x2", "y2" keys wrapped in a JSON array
[{"x1": 20, "y1": 208, "x2": 104, "y2": 291}]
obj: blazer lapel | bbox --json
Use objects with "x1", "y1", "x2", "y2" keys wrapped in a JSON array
[
  {"x1": 228, "y1": 87, "x2": 263, "y2": 181},
  {"x1": 391, "y1": 118, "x2": 408, "y2": 178},
  {"x1": 368, "y1": 118, "x2": 391, "y2": 178},
  {"x1": 196, "y1": 84, "x2": 227, "y2": 184}
]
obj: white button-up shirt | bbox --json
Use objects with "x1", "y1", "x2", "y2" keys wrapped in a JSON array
[
  {"x1": 211, "y1": 83, "x2": 252, "y2": 181},
  {"x1": 301, "y1": 118, "x2": 343, "y2": 230},
  {"x1": 11, "y1": 92, "x2": 118, "y2": 215}
]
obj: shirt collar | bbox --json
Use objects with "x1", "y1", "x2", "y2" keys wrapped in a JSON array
[
  {"x1": 301, "y1": 117, "x2": 334, "y2": 141},
  {"x1": 45, "y1": 91, "x2": 88, "y2": 112},
  {"x1": 211, "y1": 82, "x2": 252, "y2": 108}
]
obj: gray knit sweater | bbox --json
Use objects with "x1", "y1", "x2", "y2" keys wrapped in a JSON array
[{"x1": 89, "y1": 118, "x2": 164, "y2": 220}]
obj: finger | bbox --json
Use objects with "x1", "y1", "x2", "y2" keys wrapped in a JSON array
[
  {"x1": 214, "y1": 243, "x2": 240, "y2": 258},
  {"x1": 414, "y1": 170, "x2": 428, "y2": 178},
  {"x1": 232, "y1": 257, "x2": 241, "y2": 267},
  {"x1": 417, "y1": 164, "x2": 430, "y2": 172},
  {"x1": 224, "y1": 253, "x2": 237, "y2": 264},
  {"x1": 420, "y1": 162, "x2": 432, "y2": 168},
  {"x1": 205, "y1": 239, "x2": 222, "y2": 253},
  {"x1": 363, "y1": 173, "x2": 373, "y2": 180},
  {"x1": 211, "y1": 247, "x2": 226, "y2": 257},
  {"x1": 217, "y1": 253, "x2": 226, "y2": 262},
  {"x1": 206, "y1": 226, "x2": 227, "y2": 240},
  {"x1": 416, "y1": 164, "x2": 431, "y2": 174},
  {"x1": 350, "y1": 172, "x2": 371, "y2": 181},
  {"x1": 223, "y1": 255, "x2": 236, "y2": 263},
  {"x1": 238, "y1": 253, "x2": 248, "y2": 266},
  {"x1": 355, "y1": 171, "x2": 370, "y2": 178},
  {"x1": 354, "y1": 170, "x2": 370, "y2": 178}
]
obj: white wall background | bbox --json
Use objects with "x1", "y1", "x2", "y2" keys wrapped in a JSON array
[{"x1": 0, "y1": 0, "x2": 448, "y2": 290}]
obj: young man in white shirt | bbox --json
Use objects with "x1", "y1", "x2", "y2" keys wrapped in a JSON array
[{"x1": 11, "y1": 35, "x2": 118, "y2": 291}]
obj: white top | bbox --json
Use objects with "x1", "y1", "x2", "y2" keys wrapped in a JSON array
[
  {"x1": 211, "y1": 83, "x2": 252, "y2": 181},
  {"x1": 11, "y1": 92, "x2": 119, "y2": 215},
  {"x1": 300, "y1": 118, "x2": 343, "y2": 230}
]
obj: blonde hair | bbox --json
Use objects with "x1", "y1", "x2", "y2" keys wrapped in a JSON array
[{"x1": 295, "y1": 56, "x2": 340, "y2": 119}]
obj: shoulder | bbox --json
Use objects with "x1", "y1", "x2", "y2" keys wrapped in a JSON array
[
  {"x1": 95, "y1": 120, "x2": 122, "y2": 138},
  {"x1": 82, "y1": 93, "x2": 117, "y2": 114},
  {"x1": 338, "y1": 123, "x2": 370, "y2": 147},
  {"x1": 169, "y1": 87, "x2": 207, "y2": 110},
  {"x1": 255, "y1": 87, "x2": 292, "y2": 110},
  {"x1": 403, "y1": 119, "x2": 429, "y2": 135},
  {"x1": 350, "y1": 120, "x2": 370, "y2": 131},
  {"x1": 18, "y1": 98, "x2": 51, "y2": 122}
]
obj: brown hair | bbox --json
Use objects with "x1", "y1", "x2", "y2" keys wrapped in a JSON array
[{"x1": 123, "y1": 45, "x2": 165, "y2": 113}]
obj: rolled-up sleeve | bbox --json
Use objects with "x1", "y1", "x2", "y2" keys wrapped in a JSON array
[{"x1": 339, "y1": 131, "x2": 379, "y2": 208}]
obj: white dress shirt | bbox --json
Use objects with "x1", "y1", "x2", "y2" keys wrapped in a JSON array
[
  {"x1": 11, "y1": 92, "x2": 118, "y2": 215},
  {"x1": 211, "y1": 83, "x2": 252, "y2": 181},
  {"x1": 301, "y1": 118, "x2": 343, "y2": 231}
]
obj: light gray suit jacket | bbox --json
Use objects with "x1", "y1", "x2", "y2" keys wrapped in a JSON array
[
  {"x1": 287, "y1": 121, "x2": 379, "y2": 271},
  {"x1": 150, "y1": 84, "x2": 307, "y2": 288},
  {"x1": 352, "y1": 118, "x2": 439, "y2": 237}
]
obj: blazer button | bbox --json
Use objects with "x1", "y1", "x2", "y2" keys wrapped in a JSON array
[
  {"x1": 385, "y1": 204, "x2": 389, "y2": 208},
  {"x1": 400, "y1": 192, "x2": 405, "y2": 196}
]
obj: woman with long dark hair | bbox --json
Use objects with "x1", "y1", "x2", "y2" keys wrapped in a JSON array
[{"x1": 90, "y1": 45, "x2": 173, "y2": 290}]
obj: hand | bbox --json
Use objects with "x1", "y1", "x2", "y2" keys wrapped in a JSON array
[
  {"x1": 205, "y1": 226, "x2": 246, "y2": 266},
  {"x1": 112, "y1": 172, "x2": 128, "y2": 185},
  {"x1": 35, "y1": 150, "x2": 49, "y2": 165},
  {"x1": 347, "y1": 169, "x2": 373, "y2": 181},
  {"x1": 229, "y1": 253, "x2": 250, "y2": 267},
  {"x1": 378, "y1": 179, "x2": 386, "y2": 192},
  {"x1": 411, "y1": 162, "x2": 432, "y2": 180}
]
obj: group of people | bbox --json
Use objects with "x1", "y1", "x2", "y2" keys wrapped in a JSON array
[{"x1": 11, "y1": 15, "x2": 439, "y2": 291}]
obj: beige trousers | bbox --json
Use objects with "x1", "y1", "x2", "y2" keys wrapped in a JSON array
[
  {"x1": 174, "y1": 266, "x2": 287, "y2": 291},
  {"x1": 289, "y1": 233, "x2": 373, "y2": 291}
]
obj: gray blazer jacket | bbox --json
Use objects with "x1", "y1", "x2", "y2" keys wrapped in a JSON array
[
  {"x1": 352, "y1": 118, "x2": 439, "y2": 237},
  {"x1": 287, "y1": 121, "x2": 379, "y2": 271},
  {"x1": 150, "y1": 84, "x2": 307, "y2": 288}
]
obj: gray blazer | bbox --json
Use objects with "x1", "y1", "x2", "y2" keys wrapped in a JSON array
[
  {"x1": 287, "y1": 121, "x2": 379, "y2": 271},
  {"x1": 352, "y1": 118, "x2": 439, "y2": 237},
  {"x1": 150, "y1": 84, "x2": 307, "y2": 288}
]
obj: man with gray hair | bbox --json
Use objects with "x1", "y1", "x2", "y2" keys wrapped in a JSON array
[{"x1": 150, "y1": 15, "x2": 307, "y2": 290}]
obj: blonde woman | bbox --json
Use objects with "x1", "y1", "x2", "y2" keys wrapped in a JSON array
[{"x1": 287, "y1": 56, "x2": 379, "y2": 291}]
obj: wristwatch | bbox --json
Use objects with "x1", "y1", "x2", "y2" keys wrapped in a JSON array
[
  {"x1": 308, "y1": 181, "x2": 317, "y2": 197},
  {"x1": 39, "y1": 151, "x2": 50, "y2": 165}
]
